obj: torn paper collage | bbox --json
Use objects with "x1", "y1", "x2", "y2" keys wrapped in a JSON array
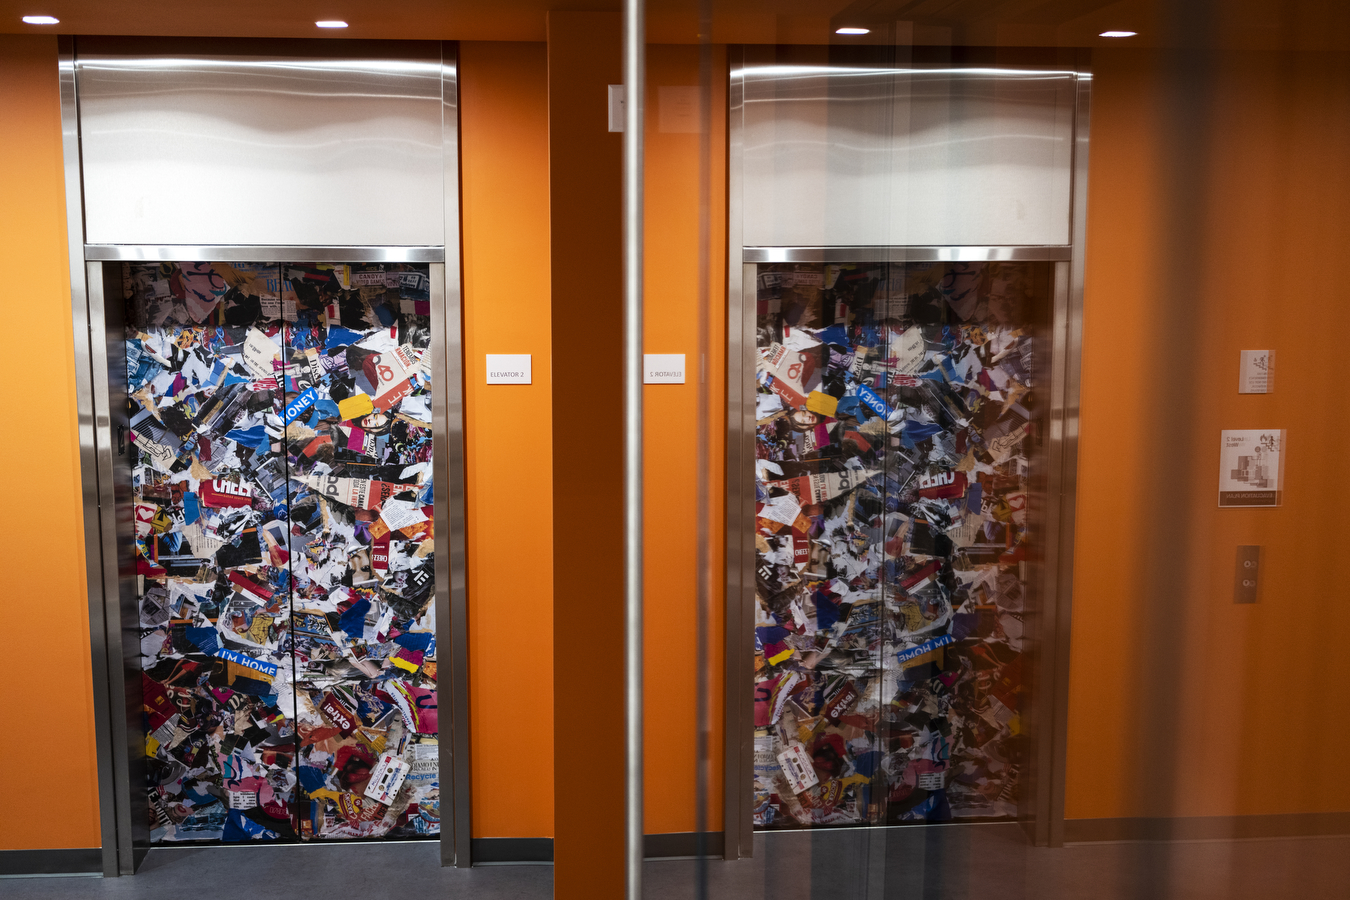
[
  {"x1": 752, "y1": 260, "x2": 1047, "y2": 828},
  {"x1": 126, "y1": 261, "x2": 440, "y2": 843}
]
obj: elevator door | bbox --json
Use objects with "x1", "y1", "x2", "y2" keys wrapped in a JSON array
[
  {"x1": 127, "y1": 260, "x2": 439, "y2": 843},
  {"x1": 751, "y1": 259, "x2": 1050, "y2": 829}
]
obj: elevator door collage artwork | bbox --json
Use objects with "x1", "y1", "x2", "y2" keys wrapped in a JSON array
[
  {"x1": 126, "y1": 260, "x2": 440, "y2": 843},
  {"x1": 752, "y1": 259, "x2": 1049, "y2": 829}
]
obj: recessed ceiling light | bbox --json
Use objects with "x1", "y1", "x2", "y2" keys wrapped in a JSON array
[
  {"x1": 1099, "y1": 30, "x2": 1137, "y2": 37},
  {"x1": 316, "y1": 20, "x2": 348, "y2": 28},
  {"x1": 836, "y1": 27, "x2": 870, "y2": 35},
  {"x1": 22, "y1": 15, "x2": 60, "y2": 24}
]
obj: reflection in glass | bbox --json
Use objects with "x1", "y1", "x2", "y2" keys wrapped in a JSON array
[{"x1": 752, "y1": 259, "x2": 1050, "y2": 830}]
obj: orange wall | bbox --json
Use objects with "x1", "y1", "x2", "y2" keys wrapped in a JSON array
[
  {"x1": 0, "y1": 32, "x2": 727, "y2": 853},
  {"x1": 10, "y1": 28, "x2": 1348, "y2": 858},
  {"x1": 0, "y1": 34, "x2": 103, "y2": 850},
  {"x1": 1065, "y1": 46, "x2": 1350, "y2": 819},
  {"x1": 459, "y1": 40, "x2": 555, "y2": 838},
  {"x1": 459, "y1": 36, "x2": 733, "y2": 842},
  {"x1": 457, "y1": 32, "x2": 1350, "y2": 833},
  {"x1": 641, "y1": 44, "x2": 727, "y2": 835}
]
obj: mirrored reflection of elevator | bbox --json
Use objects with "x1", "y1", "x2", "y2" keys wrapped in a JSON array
[
  {"x1": 62, "y1": 37, "x2": 470, "y2": 874},
  {"x1": 725, "y1": 43, "x2": 1090, "y2": 856}
]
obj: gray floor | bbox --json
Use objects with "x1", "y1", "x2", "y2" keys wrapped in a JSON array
[
  {"x1": 678, "y1": 826, "x2": 1350, "y2": 900},
  {"x1": 6, "y1": 828, "x2": 1350, "y2": 900}
]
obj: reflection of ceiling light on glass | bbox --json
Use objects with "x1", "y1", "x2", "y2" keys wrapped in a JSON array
[
  {"x1": 1099, "y1": 30, "x2": 1137, "y2": 37},
  {"x1": 836, "y1": 27, "x2": 870, "y2": 35},
  {"x1": 735, "y1": 65, "x2": 1079, "y2": 80},
  {"x1": 22, "y1": 15, "x2": 60, "y2": 24},
  {"x1": 316, "y1": 20, "x2": 348, "y2": 28}
]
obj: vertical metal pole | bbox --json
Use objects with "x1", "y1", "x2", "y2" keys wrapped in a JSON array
[
  {"x1": 693, "y1": 0, "x2": 713, "y2": 895},
  {"x1": 622, "y1": 0, "x2": 645, "y2": 898}
]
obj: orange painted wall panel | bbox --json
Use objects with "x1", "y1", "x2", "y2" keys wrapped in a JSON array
[
  {"x1": 0, "y1": 34, "x2": 103, "y2": 850},
  {"x1": 9, "y1": 27, "x2": 1350, "y2": 858},
  {"x1": 641, "y1": 44, "x2": 727, "y2": 835},
  {"x1": 1063, "y1": 47, "x2": 1165, "y2": 820},
  {"x1": 459, "y1": 40, "x2": 555, "y2": 838},
  {"x1": 1065, "y1": 47, "x2": 1350, "y2": 819}
]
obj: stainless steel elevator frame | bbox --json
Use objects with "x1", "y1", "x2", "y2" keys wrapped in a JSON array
[
  {"x1": 60, "y1": 37, "x2": 473, "y2": 874},
  {"x1": 722, "y1": 46, "x2": 1092, "y2": 857}
]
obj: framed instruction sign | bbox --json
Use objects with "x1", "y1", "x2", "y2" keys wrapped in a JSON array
[{"x1": 1218, "y1": 429, "x2": 1286, "y2": 507}]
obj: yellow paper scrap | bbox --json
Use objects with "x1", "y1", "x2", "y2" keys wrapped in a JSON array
[
  {"x1": 806, "y1": 391, "x2": 838, "y2": 417},
  {"x1": 338, "y1": 394, "x2": 375, "y2": 421}
]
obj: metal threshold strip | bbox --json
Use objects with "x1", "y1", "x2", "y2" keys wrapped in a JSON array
[
  {"x1": 743, "y1": 245, "x2": 1073, "y2": 263},
  {"x1": 84, "y1": 245, "x2": 445, "y2": 263}
]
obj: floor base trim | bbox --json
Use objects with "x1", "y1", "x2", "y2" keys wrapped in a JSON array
[
  {"x1": 0, "y1": 848, "x2": 102, "y2": 877},
  {"x1": 469, "y1": 832, "x2": 727, "y2": 865},
  {"x1": 1, "y1": 832, "x2": 735, "y2": 874},
  {"x1": 470, "y1": 837, "x2": 553, "y2": 864},
  {"x1": 1065, "y1": 813, "x2": 1350, "y2": 843}
]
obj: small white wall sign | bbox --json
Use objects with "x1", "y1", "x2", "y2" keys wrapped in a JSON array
[
  {"x1": 485, "y1": 354, "x2": 531, "y2": 384},
  {"x1": 1239, "y1": 350, "x2": 1273, "y2": 394},
  {"x1": 608, "y1": 85, "x2": 625, "y2": 132},
  {"x1": 644, "y1": 354, "x2": 686, "y2": 384}
]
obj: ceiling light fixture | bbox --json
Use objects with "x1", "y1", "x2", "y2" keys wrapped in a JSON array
[
  {"x1": 836, "y1": 27, "x2": 870, "y2": 35},
  {"x1": 315, "y1": 20, "x2": 348, "y2": 28},
  {"x1": 1099, "y1": 30, "x2": 1137, "y2": 37},
  {"x1": 22, "y1": 15, "x2": 60, "y2": 24}
]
